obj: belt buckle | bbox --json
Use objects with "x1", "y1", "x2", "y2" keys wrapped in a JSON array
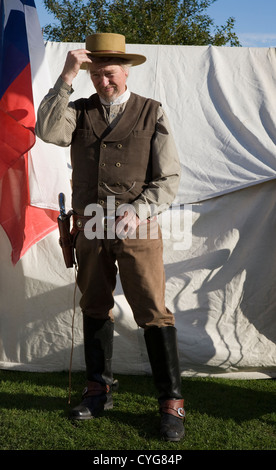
[{"x1": 177, "y1": 407, "x2": 186, "y2": 418}]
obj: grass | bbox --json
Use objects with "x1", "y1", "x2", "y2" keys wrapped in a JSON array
[{"x1": 0, "y1": 369, "x2": 275, "y2": 452}]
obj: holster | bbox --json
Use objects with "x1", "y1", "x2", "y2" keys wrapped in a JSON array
[{"x1": 57, "y1": 211, "x2": 76, "y2": 268}]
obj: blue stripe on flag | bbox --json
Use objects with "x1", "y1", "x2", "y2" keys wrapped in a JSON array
[
  {"x1": 20, "y1": 0, "x2": 36, "y2": 7},
  {"x1": 0, "y1": 8, "x2": 30, "y2": 99}
]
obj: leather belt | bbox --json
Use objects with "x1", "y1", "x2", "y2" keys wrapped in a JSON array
[{"x1": 73, "y1": 214, "x2": 115, "y2": 232}]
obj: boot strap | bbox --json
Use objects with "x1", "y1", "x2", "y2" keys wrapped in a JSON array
[
  {"x1": 83, "y1": 381, "x2": 110, "y2": 397},
  {"x1": 160, "y1": 399, "x2": 185, "y2": 420}
]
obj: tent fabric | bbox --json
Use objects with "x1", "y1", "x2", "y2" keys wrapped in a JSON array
[{"x1": 0, "y1": 43, "x2": 276, "y2": 378}]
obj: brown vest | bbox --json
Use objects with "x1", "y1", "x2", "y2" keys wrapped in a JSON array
[{"x1": 70, "y1": 92, "x2": 160, "y2": 214}]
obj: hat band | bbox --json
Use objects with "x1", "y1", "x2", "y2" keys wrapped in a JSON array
[{"x1": 91, "y1": 49, "x2": 125, "y2": 54}]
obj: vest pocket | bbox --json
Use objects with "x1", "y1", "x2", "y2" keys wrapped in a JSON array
[
  {"x1": 102, "y1": 181, "x2": 136, "y2": 195},
  {"x1": 132, "y1": 130, "x2": 155, "y2": 138}
]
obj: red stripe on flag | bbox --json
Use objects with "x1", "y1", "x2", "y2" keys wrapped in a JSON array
[
  {"x1": 0, "y1": 152, "x2": 58, "y2": 265},
  {"x1": 0, "y1": 63, "x2": 35, "y2": 127},
  {"x1": 0, "y1": 64, "x2": 58, "y2": 264},
  {"x1": 0, "y1": 64, "x2": 35, "y2": 178}
]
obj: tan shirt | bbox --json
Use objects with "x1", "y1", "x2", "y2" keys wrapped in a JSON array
[{"x1": 35, "y1": 76, "x2": 181, "y2": 219}]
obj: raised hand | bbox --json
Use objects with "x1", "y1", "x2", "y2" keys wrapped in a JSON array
[{"x1": 61, "y1": 49, "x2": 93, "y2": 85}]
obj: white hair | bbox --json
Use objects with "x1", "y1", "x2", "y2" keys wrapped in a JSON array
[{"x1": 87, "y1": 56, "x2": 132, "y2": 73}]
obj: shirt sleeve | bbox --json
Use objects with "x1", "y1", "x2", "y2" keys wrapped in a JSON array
[
  {"x1": 132, "y1": 106, "x2": 181, "y2": 219},
  {"x1": 35, "y1": 76, "x2": 77, "y2": 147}
]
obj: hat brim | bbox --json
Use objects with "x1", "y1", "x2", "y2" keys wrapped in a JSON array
[{"x1": 80, "y1": 52, "x2": 146, "y2": 70}]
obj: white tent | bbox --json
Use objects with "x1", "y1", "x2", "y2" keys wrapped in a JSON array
[{"x1": 1, "y1": 43, "x2": 276, "y2": 379}]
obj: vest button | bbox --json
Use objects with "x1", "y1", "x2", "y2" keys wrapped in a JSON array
[
  {"x1": 115, "y1": 201, "x2": 120, "y2": 206},
  {"x1": 115, "y1": 162, "x2": 121, "y2": 167},
  {"x1": 99, "y1": 200, "x2": 105, "y2": 205},
  {"x1": 117, "y1": 144, "x2": 122, "y2": 149},
  {"x1": 101, "y1": 143, "x2": 107, "y2": 148},
  {"x1": 100, "y1": 162, "x2": 106, "y2": 167}
]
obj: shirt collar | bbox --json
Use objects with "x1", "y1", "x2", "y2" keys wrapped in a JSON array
[{"x1": 99, "y1": 88, "x2": 130, "y2": 106}]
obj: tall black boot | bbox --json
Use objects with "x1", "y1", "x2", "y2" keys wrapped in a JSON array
[
  {"x1": 70, "y1": 315, "x2": 116, "y2": 420},
  {"x1": 144, "y1": 326, "x2": 185, "y2": 441}
]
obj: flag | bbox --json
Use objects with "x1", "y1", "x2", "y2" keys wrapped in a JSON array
[{"x1": 0, "y1": 0, "x2": 71, "y2": 265}]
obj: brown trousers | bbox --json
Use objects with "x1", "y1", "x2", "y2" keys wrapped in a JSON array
[{"x1": 75, "y1": 222, "x2": 174, "y2": 329}]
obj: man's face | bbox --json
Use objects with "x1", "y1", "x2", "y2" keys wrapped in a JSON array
[{"x1": 90, "y1": 62, "x2": 129, "y2": 102}]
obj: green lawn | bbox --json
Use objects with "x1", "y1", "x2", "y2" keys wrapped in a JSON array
[{"x1": 0, "y1": 369, "x2": 275, "y2": 452}]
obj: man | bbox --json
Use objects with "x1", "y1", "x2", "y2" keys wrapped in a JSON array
[{"x1": 35, "y1": 33, "x2": 185, "y2": 442}]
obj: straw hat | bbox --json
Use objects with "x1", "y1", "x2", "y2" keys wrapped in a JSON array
[{"x1": 81, "y1": 32, "x2": 146, "y2": 69}]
